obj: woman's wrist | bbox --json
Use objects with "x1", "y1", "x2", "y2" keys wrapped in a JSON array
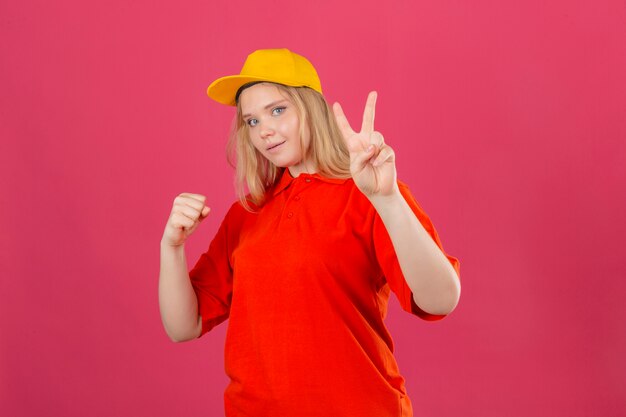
[
  {"x1": 368, "y1": 187, "x2": 404, "y2": 212},
  {"x1": 161, "y1": 238, "x2": 185, "y2": 251}
]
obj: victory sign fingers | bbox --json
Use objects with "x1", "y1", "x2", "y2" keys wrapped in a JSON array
[
  {"x1": 332, "y1": 91, "x2": 398, "y2": 197},
  {"x1": 333, "y1": 91, "x2": 383, "y2": 152}
]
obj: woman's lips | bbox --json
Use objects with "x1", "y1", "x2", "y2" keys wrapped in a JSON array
[{"x1": 267, "y1": 141, "x2": 286, "y2": 153}]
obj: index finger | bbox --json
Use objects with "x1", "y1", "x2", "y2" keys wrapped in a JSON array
[
  {"x1": 360, "y1": 91, "x2": 377, "y2": 133},
  {"x1": 179, "y1": 193, "x2": 206, "y2": 203},
  {"x1": 332, "y1": 102, "x2": 356, "y2": 139}
]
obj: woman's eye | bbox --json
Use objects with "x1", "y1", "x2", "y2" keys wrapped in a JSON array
[
  {"x1": 246, "y1": 107, "x2": 284, "y2": 127},
  {"x1": 272, "y1": 107, "x2": 286, "y2": 116}
]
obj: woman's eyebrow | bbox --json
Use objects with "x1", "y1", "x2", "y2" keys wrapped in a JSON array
[{"x1": 242, "y1": 99, "x2": 289, "y2": 119}]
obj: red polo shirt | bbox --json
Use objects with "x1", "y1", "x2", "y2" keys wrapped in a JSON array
[{"x1": 189, "y1": 169, "x2": 460, "y2": 417}]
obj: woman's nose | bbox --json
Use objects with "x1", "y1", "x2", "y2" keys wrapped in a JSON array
[{"x1": 259, "y1": 120, "x2": 275, "y2": 139}]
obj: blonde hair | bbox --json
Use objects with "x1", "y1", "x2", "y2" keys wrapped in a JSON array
[{"x1": 226, "y1": 83, "x2": 351, "y2": 211}]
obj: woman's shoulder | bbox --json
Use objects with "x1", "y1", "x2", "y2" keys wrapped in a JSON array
[
  {"x1": 213, "y1": 199, "x2": 257, "y2": 240},
  {"x1": 224, "y1": 198, "x2": 258, "y2": 219}
]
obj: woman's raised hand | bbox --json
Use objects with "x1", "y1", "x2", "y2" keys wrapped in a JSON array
[
  {"x1": 333, "y1": 92, "x2": 398, "y2": 198},
  {"x1": 161, "y1": 193, "x2": 210, "y2": 247}
]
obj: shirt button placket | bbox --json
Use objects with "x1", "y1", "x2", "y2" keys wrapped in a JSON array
[{"x1": 286, "y1": 176, "x2": 310, "y2": 220}]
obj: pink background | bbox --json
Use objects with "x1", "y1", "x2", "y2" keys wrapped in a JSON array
[{"x1": 2, "y1": 0, "x2": 625, "y2": 416}]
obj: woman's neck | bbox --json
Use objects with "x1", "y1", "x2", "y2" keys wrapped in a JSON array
[{"x1": 288, "y1": 161, "x2": 317, "y2": 178}]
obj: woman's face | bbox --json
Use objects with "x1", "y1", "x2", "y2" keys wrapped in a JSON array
[{"x1": 239, "y1": 83, "x2": 313, "y2": 176}]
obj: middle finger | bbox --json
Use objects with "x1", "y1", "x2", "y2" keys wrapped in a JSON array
[{"x1": 360, "y1": 91, "x2": 377, "y2": 133}]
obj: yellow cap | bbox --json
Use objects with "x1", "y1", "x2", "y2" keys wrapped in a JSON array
[{"x1": 206, "y1": 48, "x2": 323, "y2": 106}]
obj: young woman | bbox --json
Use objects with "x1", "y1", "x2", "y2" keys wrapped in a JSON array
[{"x1": 159, "y1": 48, "x2": 461, "y2": 417}]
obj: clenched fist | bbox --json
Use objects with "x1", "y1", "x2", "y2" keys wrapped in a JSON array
[{"x1": 161, "y1": 193, "x2": 210, "y2": 247}]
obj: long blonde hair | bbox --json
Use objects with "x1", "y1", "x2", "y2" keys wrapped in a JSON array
[{"x1": 226, "y1": 82, "x2": 351, "y2": 211}]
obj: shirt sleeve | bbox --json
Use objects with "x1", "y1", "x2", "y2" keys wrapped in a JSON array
[
  {"x1": 188, "y1": 202, "x2": 243, "y2": 336},
  {"x1": 372, "y1": 181, "x2": 461, "y2": 321}
]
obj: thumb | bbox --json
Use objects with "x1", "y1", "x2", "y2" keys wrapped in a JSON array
[{"x1": 200, "y1": 206, "x2": 211, "y2": 219}]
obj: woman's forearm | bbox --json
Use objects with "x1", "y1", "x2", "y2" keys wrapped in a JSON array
[
  {"x1": 370, "y1": 192, "x2": 461, "y2": 315},
  {"x1": 158, "y1": 241, "x2": 202, "y2": 342}
]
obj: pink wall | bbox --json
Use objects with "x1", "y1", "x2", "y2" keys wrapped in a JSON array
[{"x1": 2, "y1": 0, "x2": 625, "y2": 416}]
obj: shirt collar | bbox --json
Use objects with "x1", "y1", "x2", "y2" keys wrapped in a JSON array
[{"x1": 272, "y1": 169, "x2": 349, "y2": 196}]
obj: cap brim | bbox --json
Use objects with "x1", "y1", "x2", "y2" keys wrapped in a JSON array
[
  {"x1": 207, "y1": 75, "x2": 315, "y2": 106},
  {"x1": 207, "y1": 75, "x2": 265, "y2": 106}
]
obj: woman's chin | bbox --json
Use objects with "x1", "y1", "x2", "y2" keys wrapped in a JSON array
[{"x1": 268, "y1": 157, "x2": 298, "y2": 169}]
